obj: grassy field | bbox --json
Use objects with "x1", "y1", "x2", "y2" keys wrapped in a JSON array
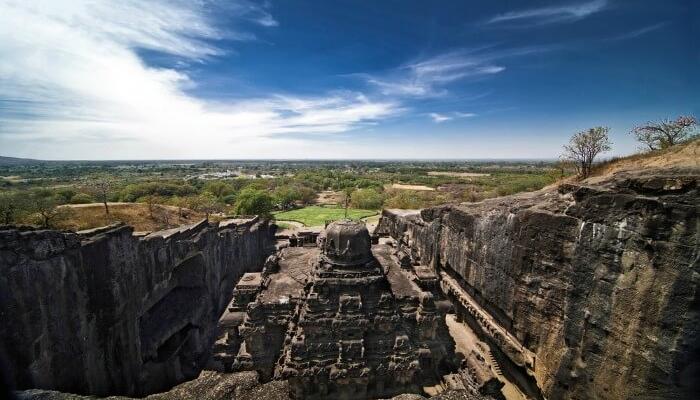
[{"x1": 274, "y1": 206, "x2": 378, "y2": 227}]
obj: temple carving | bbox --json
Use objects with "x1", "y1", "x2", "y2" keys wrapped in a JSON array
[{"x1": 229, "y1": 220, "x2": 459, "y2": 399}]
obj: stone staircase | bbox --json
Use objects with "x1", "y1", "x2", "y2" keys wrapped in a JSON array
[{"x1": 486, "y1": 348, "x2": 504, "y2": 378}]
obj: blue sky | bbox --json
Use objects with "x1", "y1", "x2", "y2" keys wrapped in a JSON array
[{"x1": 0, "y1": 0, "x2": 697, "y2": 159}]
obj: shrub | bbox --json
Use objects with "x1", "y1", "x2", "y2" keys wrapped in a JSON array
[
  {"x1": 350, "y1": 188, "x2": 384, "y2": 209},
  {"x1": 234, "y1": 188, "x2": 274, "y2": 216},
  {"x1": 70, "y1": 193, "x2": 95, "y2": 204}
]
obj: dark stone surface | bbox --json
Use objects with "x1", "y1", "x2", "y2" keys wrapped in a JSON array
[
  {"x1": 0, "y1": 218, "x2": 275, "y2": 397},
  {"x1": 378, "y1": 170, "x2": 699, "y2": 400}
]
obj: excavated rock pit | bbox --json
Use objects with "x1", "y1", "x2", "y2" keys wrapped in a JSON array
[{"x1": 2, "y1": 168, "x2": 698, "y2": 400}]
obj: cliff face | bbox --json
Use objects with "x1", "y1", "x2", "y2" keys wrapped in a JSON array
[
  {"x1": 378, "y1": 170, "x2": 699, "y2": 399},
  {"x1": 0, "y1": 218, "x2": 275, "y2": 396}
]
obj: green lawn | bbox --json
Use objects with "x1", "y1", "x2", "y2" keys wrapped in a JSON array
[{"x1": 274, "y1": 206, "x2": 378, "y2": 227}]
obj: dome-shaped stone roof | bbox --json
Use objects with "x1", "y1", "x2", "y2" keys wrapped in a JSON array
[{"x1": 321, "y1": 219, "x2": 372, "y2": 266}]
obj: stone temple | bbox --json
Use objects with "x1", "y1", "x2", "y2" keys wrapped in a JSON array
[{"x1": 226, "y1": 220, "x2": 460, "y2": 399}]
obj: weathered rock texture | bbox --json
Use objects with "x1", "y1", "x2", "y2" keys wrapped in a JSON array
[
  {"x1": 234, "y1": 220, "x2": 459, "y2": 399},
  {"x1": 377, "y1": 170, "x2": 699, "y2": 399},
  {"x1": 0, "y1": 217, "x2": 275, "y2": 396}
]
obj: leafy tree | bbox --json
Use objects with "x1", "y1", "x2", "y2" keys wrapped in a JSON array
[
  {"x1": 204, "y1": 180, "x2": 233, "y2": 199},
  {"x1": 631, "y1": 115, "x2": 697, "y2": 150},
  {"x1": 222, "y1": 193, "x2": 237, "y2": 205},
  {"x1": 234, "y1": 189, "x2": 274, "y2": 217},
  {"x1": 191, "y1": 192, "x2": 223, "y2": 219},
  {"x1": 562, "y1": 127, "x2": 612, "y2": 178},
  {"x1": 350, "y1": 188, "x2": 385, "y2": 209},
  {"x1": 55, "y1": 188, "x2": 76, "y2": 204},
  {"x1": 274, "y1": 185, "x2": 302, "y2": 210},
  {"x1": 28, "y1": 189, "x2": 68, "y2": 228},
  {"x1": 119, "y1": 181, "x2": 196, "y2": 202},
  {"x1": 0, "y1": 192, "x2": 28, "y2": 225}
]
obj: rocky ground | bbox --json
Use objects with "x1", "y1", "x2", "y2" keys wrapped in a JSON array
[{"x1": 16, "y1": 371, "x2": 486, "y2": 400}]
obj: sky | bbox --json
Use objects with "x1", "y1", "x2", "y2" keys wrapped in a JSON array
[{"x1": 0, "y1": 0, "x2": 697, "y2": 160}]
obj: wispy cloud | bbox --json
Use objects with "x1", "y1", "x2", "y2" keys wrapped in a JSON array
[
  {"x1": 364, "y1": 46, "x2": 550, "y2": 98},
  {"x1": 486, "y1": 0, "x2": 607, "y2": 27},
  {"x1": 0, "y1": 0, "x2": 399, "y2": 158},
  {"x1": 608, "y1": 22, "x2": 668, "y2": 41},
  {"x1": 429, "y1": 113, "x2": 452, "y2": 123},
  {"x1": 428, "y1": 111, "x2": 477, "y2": 123}
]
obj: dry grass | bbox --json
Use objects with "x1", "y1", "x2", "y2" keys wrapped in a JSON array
[
  {"x1": 55, "y1": 202, "x2": 207, "y2": 232},
  {"x1": 590, "y1": 138, "x2": 700, "y2": 178},
  {"x1": 389, "y1": 183, "x2": 435, "y2": 191},
  {"x1": 315, "y1": 190, "x2": 345, "y2": 205}
]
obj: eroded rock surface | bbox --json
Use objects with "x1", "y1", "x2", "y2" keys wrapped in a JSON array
[
  {"x1": 0, "y1": 218, "x2": 275, "y2": 396},
  {"x1": 376, "y1": 169, "x2": 699, "y2": 399}
]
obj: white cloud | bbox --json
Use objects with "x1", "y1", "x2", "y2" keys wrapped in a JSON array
[
  {"x1": 454, "y1": 112, "x2": 477, "y2": 118},
  {"x1": 486, "y1": 0, "x2": 607, "y2": 26},
  {"x1": 0, "y1": 0, "x2": 398, "y2": 159},
  {"x1": 366, "y1": 50, "x2": 505, "y2": 98},
  {"x1": 608, "y1": 22, "x2": 668, "y2": 41},
  {"x1": 429, "y1": 113, "x2": 452, "y2": 123},
  {"x1": 428, "y1": 111, "x2": 477, "y2": 123},
  {"x1": 364, "y1": 46, "x2": 552, "y2": 98}
]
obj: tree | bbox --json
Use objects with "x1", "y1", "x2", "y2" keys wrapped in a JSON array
[
  {"x1": 141, "y1": 195, "x2": 162, "y2": 219},
  {"x1": 341, "y1": 187, "x2": 354, "y2": 218},
  {"x1": 203, "y1": 181, "x2": 233, "y2": 199},
  {"x1": 87, "y1": 176, "x2": 114, "y2": 215},
  {"x1": 192, "y1": 192, "x2": 223, "y2": 219},
  {"x1": 28, "y1": 189, "x2": 67, "y2": 228},
  {"x1": 350, "y1": 188, "x2": 384, "y2": 209},
  {"x1": 274, "y1": 185, "x2": 302, "y2": 210},
  {"x1": 169, "y1": 196, "x2": 188, "y2": 221},
  {"x1": 0, "y1": 192, "x2": 28, "y2": 225},
  {"x1": 55, "y1": 188, "x2": 76, "y2": 204},
  {"x1": 631, "y1": 115, "x2": 697, "y2": 150},
  {"x1": 562, "y1": 127, "x2": 612, "y2": 178},
  {"x1": 233, "y1": 188, "x2": 273, "y2": 217}
]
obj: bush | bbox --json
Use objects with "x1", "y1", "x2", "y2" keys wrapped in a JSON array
[
  {"x1": 0, "y1": 191, "x2": 30, "y2": 225},
  {"x1": 234, "y1": 189, "x2": 274, "y2": 216},
  {"x1": 350, "y1": 188, "x2": 384, "y2": 209},
  {"x1": 204, "y1": 181, "x2": 234, "y2": 199},
  {"x1": 384, "y1": 190, "x2": 423, "y2": 209},
  {"x1": 70, "y1": 193, "x2": 95, "y2": 204},
  {"x1": 222, "y1": 193, "x2": 237, "y2": 205},
  {"x1": 119, "y1": 181, "x2": 197, "y2": 202},
  {"x1": 55, "y1": 188, "x2": 76, "y2": 204}
]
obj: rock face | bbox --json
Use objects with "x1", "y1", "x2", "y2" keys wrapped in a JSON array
[
  {"x1": 377, "y1": 170, "x2": 699, "y2": 399},
  {"x1": 0, "y1": 217, "x2": 275, "y2": 396}
]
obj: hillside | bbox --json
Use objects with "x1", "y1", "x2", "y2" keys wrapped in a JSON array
[
  {"x1": 590, "y1": 138, "x2": 699, "y2": 178},
  {"x1": 0, "y1": 156, "x2": 41, "y2": 166}
]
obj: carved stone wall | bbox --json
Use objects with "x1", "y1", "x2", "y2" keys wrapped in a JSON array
[
  {"x1": 0, "y1": 218, "x2": 275, "y2": 396},
  {"x1": 377, "y1": 170, "x2": 699, "y2": 399}
]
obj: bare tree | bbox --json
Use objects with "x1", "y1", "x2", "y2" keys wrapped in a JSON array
[
  {"x1": 88, "y1": 176, "x2": 114, "y2": 215},
  {"x1": 143, "y1": 195, "x2": 158, "y2": 219},
  {"x1": 631, "y1": 115, "x2": 697, "y2": 150},
  {"x1": 562, "y1": 127, "x2": 612, "y2": 178}
]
